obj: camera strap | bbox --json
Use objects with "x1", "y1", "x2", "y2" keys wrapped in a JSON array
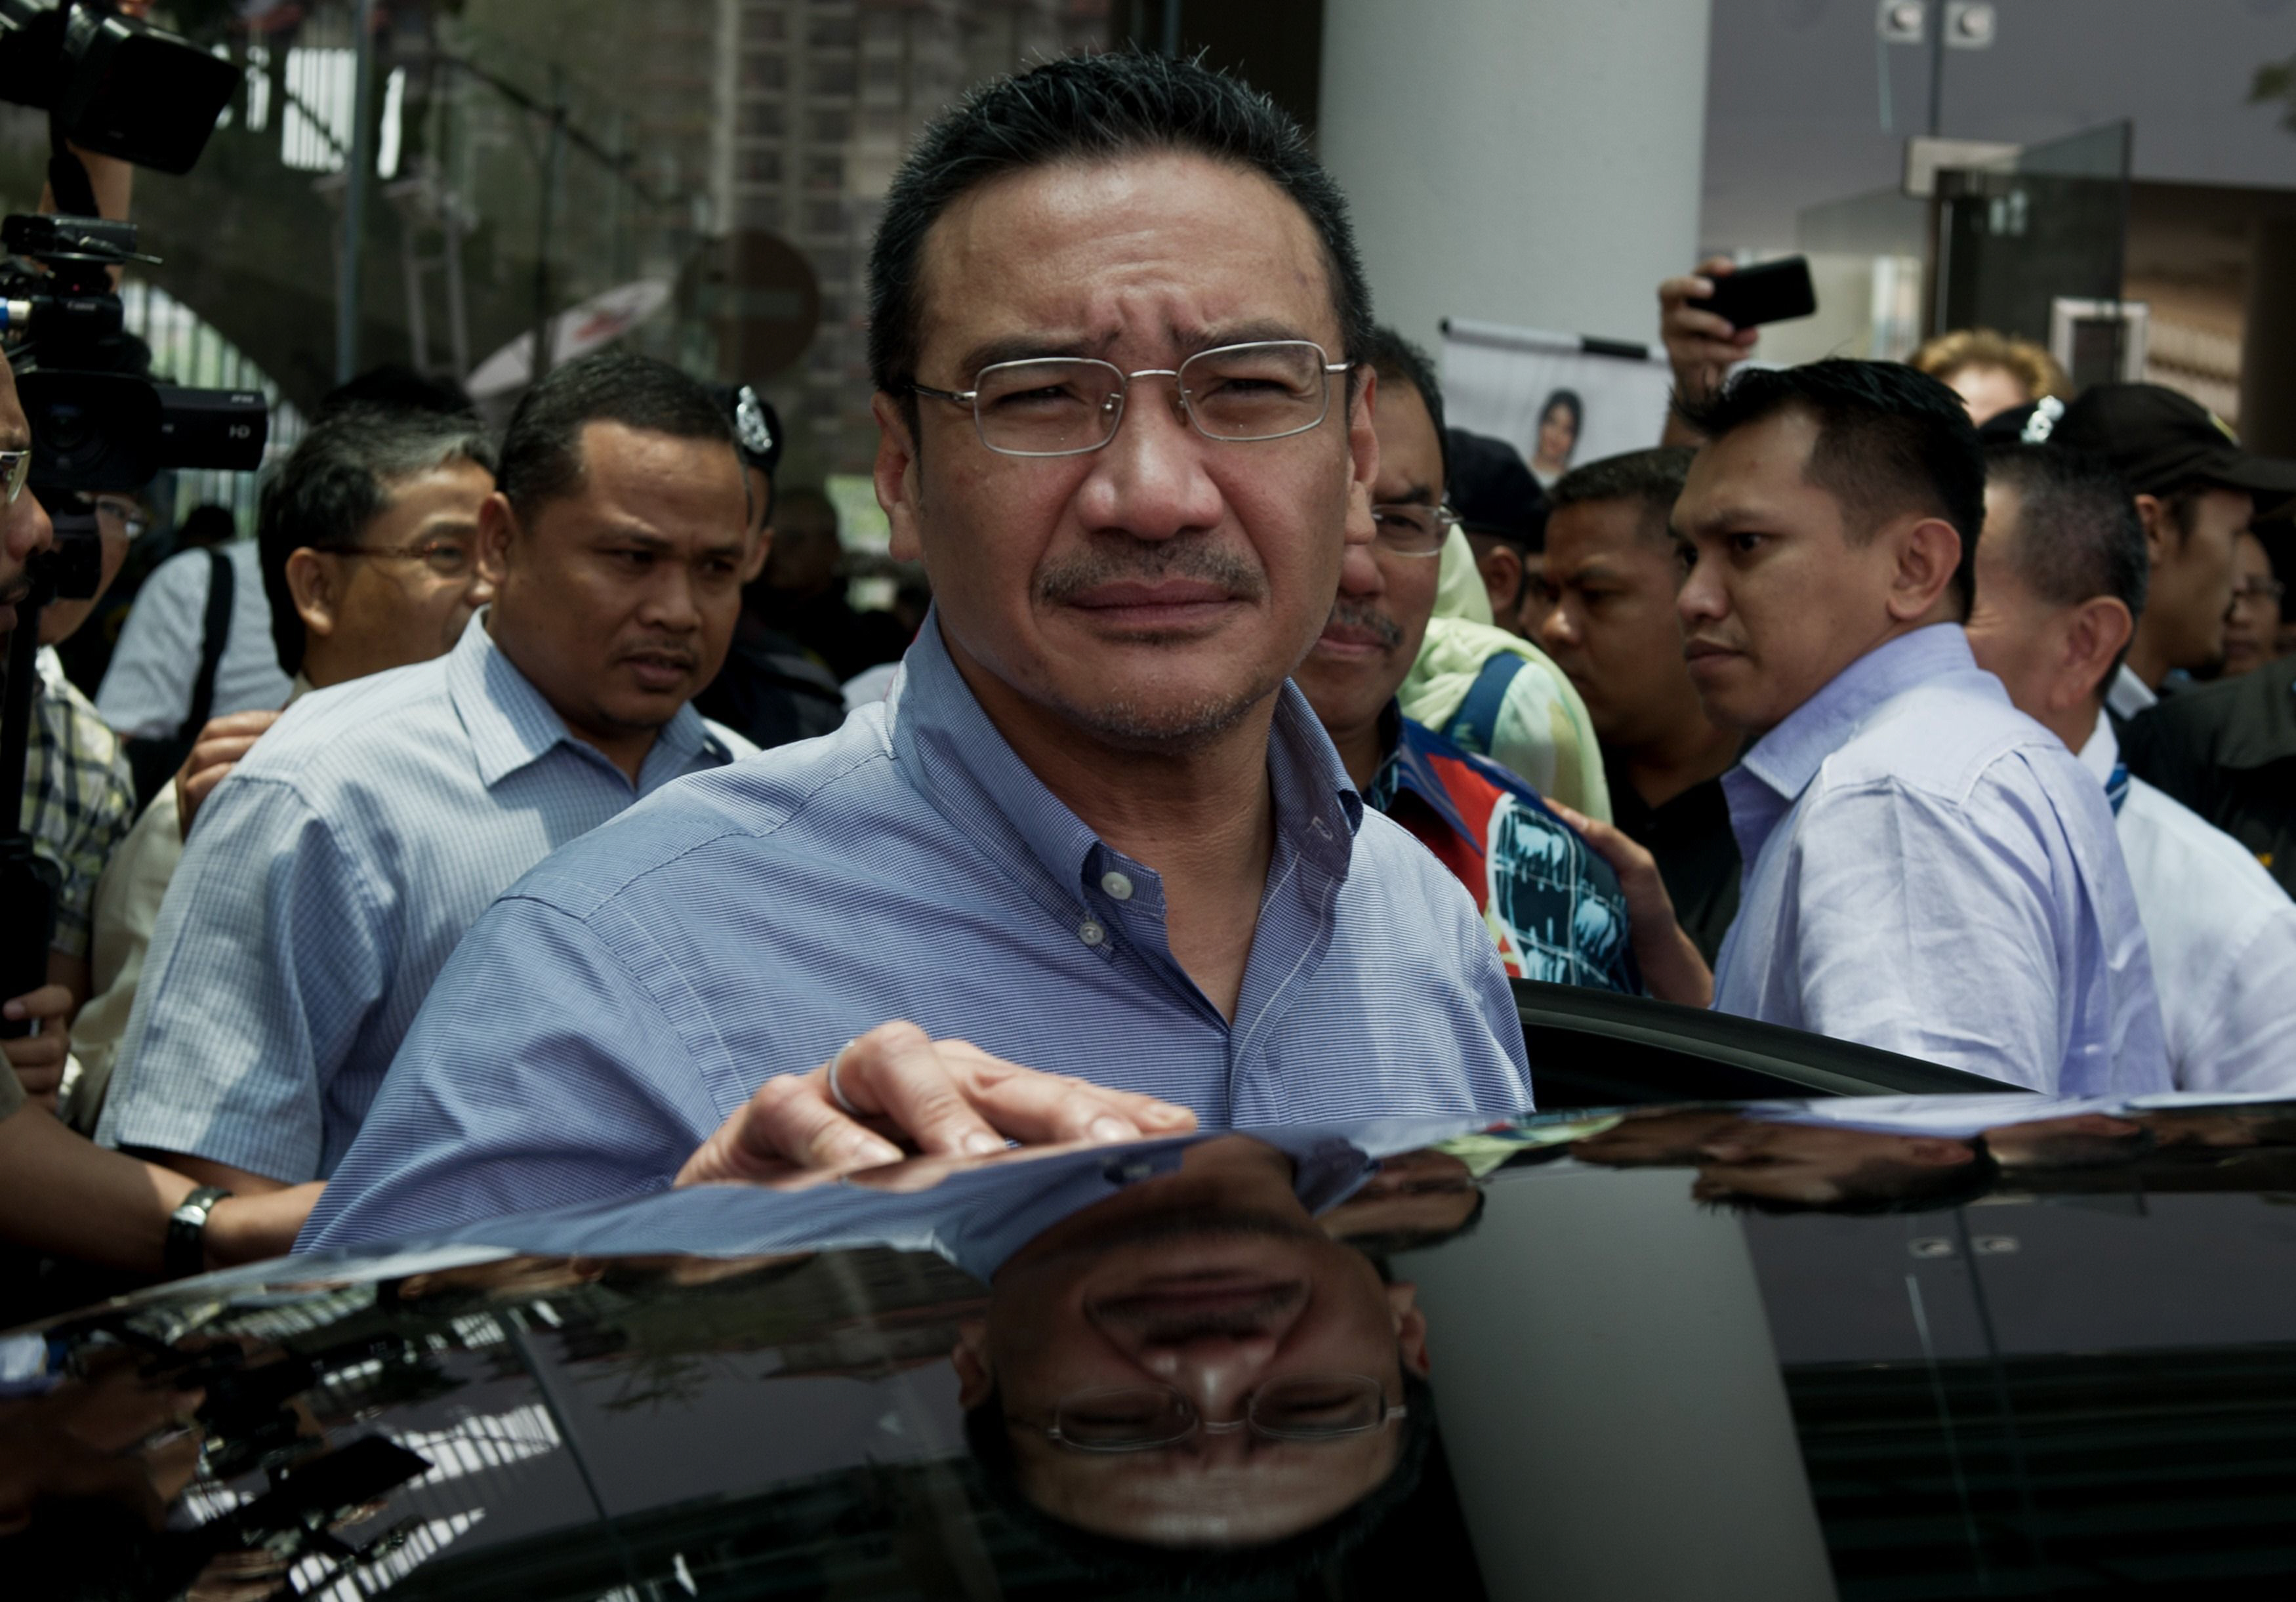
[{"x1": 47, "y1": 113, "x2": 100, "y2": 220}]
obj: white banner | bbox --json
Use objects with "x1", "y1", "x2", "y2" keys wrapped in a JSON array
[{"x1": 1439, "y1": 318, "x2": 1677, "y2": 488}]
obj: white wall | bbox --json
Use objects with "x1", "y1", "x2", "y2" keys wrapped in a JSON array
[{"x1": 1318, "y1": 0, "x2": 1716, "y2": 354}]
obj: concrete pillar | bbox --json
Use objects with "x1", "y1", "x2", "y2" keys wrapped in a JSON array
[{"x1": 1317, "y1": 0, "x2": 1715, "y2": 355}]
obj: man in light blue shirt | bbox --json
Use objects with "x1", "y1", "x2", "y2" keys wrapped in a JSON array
[
  {"x1": 99, "y1": 352, "x2": 763, "y2": 1203},
  {"x1": 298, "y1": 54, "x2": 1533, "y2": 1251},
  {"x1": 1583, "y1": 359, "x2": 2166, "y2": 1095}
]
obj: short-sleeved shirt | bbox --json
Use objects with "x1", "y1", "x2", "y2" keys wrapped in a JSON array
[
  {"x1": 297, "y1": 619, "x2": 1534, "y2": 1252},
  {"x1": 1602, "y1": 745, "x2": 1740, "y2": 967},
  {"x1": 2121, "y1": 654, "x2": 2296, "y2": 899},
  {"x1": 1713, "y1": 625, "x2": 2169, "y2": 1096},
  {"x1": 22, "y1": 647, "x2": 136, "y2": 961},
  {"x1": 1366, "y1": 710, "x2": 1635, "y2": 991},
  {"x1": 2080, "y1": 711, "x2": 2296, "y2": 1095},
  {"x1": 96, "y1": 613, "x2": 749, "y2": 1182}
]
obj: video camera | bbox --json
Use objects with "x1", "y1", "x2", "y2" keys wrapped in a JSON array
[
  {"x1": 3, "y1": 213, "x2": 268, "y2": 493},
  {"x1": 0, "y1": 0, "x2": 239, "y2": 175}
]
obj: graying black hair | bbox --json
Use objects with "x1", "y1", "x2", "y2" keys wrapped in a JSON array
[{"x1": 1984, "y1": 443, "x2": 2150, "y2": 626}]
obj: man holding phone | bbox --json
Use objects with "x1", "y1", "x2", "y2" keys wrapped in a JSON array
[{"x1": 1656, "y1": 256, "x2": 1813, "y2": 449}]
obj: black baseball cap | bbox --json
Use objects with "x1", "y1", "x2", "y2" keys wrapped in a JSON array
[
  {"x1": 1445, "y1": 428, "x2": 1548, "y2": 550},
  {"x1": 2050, "y1": 384, "x2": 2296, "y2": 515}
]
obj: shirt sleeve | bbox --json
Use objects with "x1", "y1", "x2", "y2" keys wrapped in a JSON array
[
  {"x1": 1784, "y1": 776, "x2": 2068, "y2": 1088},
  {"x1": 95, "y1": 776, "x2": 387, "y2": 1182},
  {"x1": 95, "y1": 551, "x2": 205, "y2": 739},
  {"x1": 297, "y1": 894, "x2": 729, "y2": 1252}
]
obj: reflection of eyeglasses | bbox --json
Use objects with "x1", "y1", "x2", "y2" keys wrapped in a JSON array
[
  {"x1": 1026, "y1": 1373, "x2": 1404, "y2": 1453},
  {"x1": 2232, "y1": 577, "x2": 2286, "y2": 606},
  {"x1": 0, "y1": 447, "x2": 29, "y2": 505},
  {"x1": 335, "y1": 539, "x2": 476, "y2": 579},
  {"x1": 92, "y1": 497, "x2": 151, "y2": 540},
  {"x1": 913, "y1": 340, "x2": 1353, "y2": 458},
  {"x1": 1369, "y1": 503, "x2": 1458, "y2": 558}
]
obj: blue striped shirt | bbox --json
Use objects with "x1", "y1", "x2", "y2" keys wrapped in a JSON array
[
  {"x1": 97, "y1": 613, "x2": 748, "y2": 1181},
  {"x1": 298, "y1": 621, "x2": 1534, "y2": 1250}
]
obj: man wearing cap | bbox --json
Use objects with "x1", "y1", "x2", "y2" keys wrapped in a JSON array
[
  {"x1": 1398, "y1": 429, "x2": 1610, "y2": 819},
  {"x1": 2047, "y1": 384, "x2": 2296, "y2": 726}
]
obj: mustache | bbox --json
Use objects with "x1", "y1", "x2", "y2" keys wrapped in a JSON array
[
  {"x1": 615, "y1": 638, "x2": 699, "y2": 665},
  {"x1": 1088, "y1": 1281, "x2": 1308, "y2": 1344},
  {"x1": 1323, "y1": 600, "x2": 1402, "y2": 649},
  {"x1": 1036, "y1": 535, "x2": 1265, "y2": 606}
]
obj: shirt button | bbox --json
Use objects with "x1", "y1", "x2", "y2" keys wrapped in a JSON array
[
  {"x1": 1078, "y1": 919, "x2": 1107, "y2": 947},
  {"x1": 1100, "y1": 871, "x2": 1134, "y2": 901}
]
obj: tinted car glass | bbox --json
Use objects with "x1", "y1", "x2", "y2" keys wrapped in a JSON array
[{"x1": 4, "y1": 1096, "x2": 2291, "y2": 1601}]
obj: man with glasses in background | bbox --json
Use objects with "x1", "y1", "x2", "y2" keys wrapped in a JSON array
[
  {"x1": 68, "y1": 404, "x2": 499, "y2": 1130},
  {"x1": 1292, "y1": 327, "x2": 1633, "y2": 991},
  {"x1": 301, "y1": 52, "x2": 1534, "y2": 1252}
]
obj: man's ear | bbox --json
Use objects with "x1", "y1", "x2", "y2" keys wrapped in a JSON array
[
  {"x1": 284, "y1": 548, "x2": 340, "y2": 640},
  {"x1": 1387, "y1": 1282, "x2": 1431, "y2": 1378},
  {"x1": 949, "y1": 1318, "x2": 994, "y2": 1407},
  {"x1": 1475, "y1": 542, "x2": 1524, "y2": 615},
  {"x1": 1884, "y1": 515, "x2": 1963, "y2": 623},
  {"x1": 1347, "y1": 364, "x2": 1381, "y2": 505},
  {"x1": 2133, "y1": 493, "x2": 2175, "y2": 569},
  {"x1": 741, "y1": 523, "x2": 773, "y2": 585},
  {"x1": 872, "y1": 392, "x2": 926, "y2": 565},
  {"x1": 2057, "y1": 596, "x2": 2135, "y2": 710},
  {"x1": 476, "y1": 491, "x2": 519, "y2": 588}
]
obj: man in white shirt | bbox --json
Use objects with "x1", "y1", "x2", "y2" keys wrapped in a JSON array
[{"x1": 1966, "y1": 444, "x2": 2296, "y2": 1094}]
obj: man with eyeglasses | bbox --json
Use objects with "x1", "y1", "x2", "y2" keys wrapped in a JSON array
[
  {"x1": 69, "y1": 404, "x2": 500, "y2": 1130},
  {"x1": 94, "y1": 359, "x2": 773, "y2": 1255},
  {"x1": 1292, "y1": 327, "x2": 1633, "y2": 993},
  {"x1": 299, "y1": 53, "x2": 1532, "y2": 1253}
]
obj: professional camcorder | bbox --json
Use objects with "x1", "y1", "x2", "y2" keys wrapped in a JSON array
[
  {"x1": 3, "y1": 213, "x2": 269, "y2": 492},
  {"x1": 0, "y1": 0, "x2": 238, "y2": 173}
]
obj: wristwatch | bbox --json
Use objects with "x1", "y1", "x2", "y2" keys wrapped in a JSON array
[{"x1": 163, "y1": 1185, "x2": 232, "y2": 1280}]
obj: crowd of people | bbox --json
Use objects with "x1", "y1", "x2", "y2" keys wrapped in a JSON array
[{"x1": 5, "y1": 50, "x2": 2295, "y2": 1309}]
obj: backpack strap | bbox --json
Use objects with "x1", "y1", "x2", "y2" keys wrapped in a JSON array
[
  {"x1": 1445, "y1": 651, "x2": 1527, "y2": 757},
  {"x1": 183, "y1": 546, "x2": 235, "y2": 739}
]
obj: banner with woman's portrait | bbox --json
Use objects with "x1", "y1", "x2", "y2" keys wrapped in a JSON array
[{"x1": 1439, "y1": 318, "x2": 1676, "y2": 489}]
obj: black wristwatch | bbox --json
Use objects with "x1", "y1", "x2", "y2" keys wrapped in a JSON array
[{"x1": 163, "y1": 1185, "x2": 232, "y2": 1279}]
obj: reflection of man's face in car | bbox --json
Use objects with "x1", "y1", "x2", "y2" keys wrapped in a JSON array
[
  {"x1": 1689, "y1": 1119, "x2": 1979, "y2": 1206},
  {"x1": 951, "y1": 1137, "x2": 1428, "y2": 1548},
  {"x1": 1319, "y1": 1148, "x2": 1478, "y2": 1246},
  {"x1": 1570, "y1": 1107, "x2": 1742, "y2": 1168}
]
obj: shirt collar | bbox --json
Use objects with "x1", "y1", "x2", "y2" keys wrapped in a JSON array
[
  {"x1": 1736, "y1": 623, "x2": 1978, "y2": 808},
  {"x1": 2076, "y1": 707, "x2": 2120, "y2": 785},
  {"x1": 2106, "y1": 661, "x2": 2159, "y2": 720},
  {"x1": 888, "y1": 613, "x2": 1362, "y2": 923},
  {"x1": 448, "y1": 608, "x2": 710, "y2": 790}
]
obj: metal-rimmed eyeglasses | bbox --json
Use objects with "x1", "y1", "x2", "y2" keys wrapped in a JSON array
[
  {"x1": 0, "y1": 447, "x2": 29, "y2": 506},
  {"x1": 912, "y1": 339, "x2": 1353, "y2": 459},
  {"x1": 1024, "y1": 1373, "x2": 1405, "y2": 1454},
  {"x1": 1370, "y1": 503, "x2": 1459, "y2": 558},
  {"x1": 333, "y1": 538, "x2": 478, "y2": 579}
]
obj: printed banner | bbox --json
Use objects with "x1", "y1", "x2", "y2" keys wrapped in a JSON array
[{"x1": 1439, "y1": 318, "x2": 1677, "y2": 489}]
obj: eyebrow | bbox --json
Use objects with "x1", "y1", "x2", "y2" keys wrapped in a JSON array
[
  {"x1": 1677, "y1": 504, "x2": 1778, "y2": 540},
  {"x1": 1378, "y1": 482, "x2": 1439, "y2": 506},
  {"x1": 594, "y1": 524, "x2": 746, "y2": 558},
  {"x1": 948, "y1": 318, "x2": 1320, "y2": 384}
]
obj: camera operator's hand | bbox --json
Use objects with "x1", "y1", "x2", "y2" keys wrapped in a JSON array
[
  {"x1": 175, "y1": 709, "x2": 280, "y2": 838},
  {"x1": 1552, "y1": 804, "x2": 1714, "y2": 1008},
  {"x1": 3, "y1": 982, "x2": 75, "y2": 1111},
  {"x1": 1659, "y1": 257, "x2": 1759, "y2": 446},
  {"x1": 676, "y1": 1021, "x2": 1199, "y2": 1187}
]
